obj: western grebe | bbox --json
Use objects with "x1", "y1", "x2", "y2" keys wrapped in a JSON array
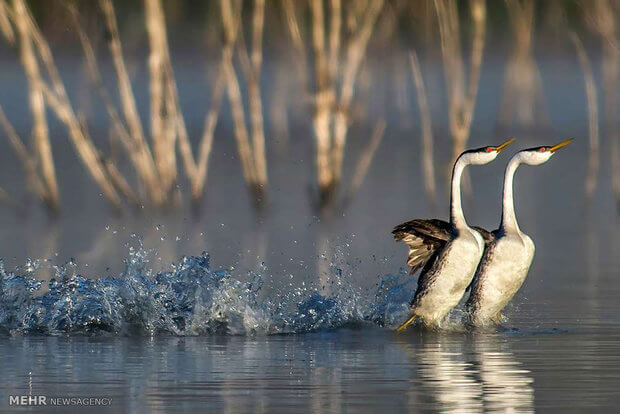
[
  {"x1": 393, "y1": 138, "x2": 515, "y2": 331},
  {"x1": 466, "y1": 139, "x2": 572, "y2": 325}
]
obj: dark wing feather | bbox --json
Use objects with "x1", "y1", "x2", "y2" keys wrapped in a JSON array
[{"x1": 392, "y1": 219, "x2": 454, "y2": 274}]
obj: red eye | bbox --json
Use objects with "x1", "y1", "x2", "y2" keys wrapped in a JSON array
[
  {"x1": 540, "y1": 147, "x2": 547, "y2": 152},
  {"x1": 486, "y1": 147, "x2": 493, "y2": 152}
]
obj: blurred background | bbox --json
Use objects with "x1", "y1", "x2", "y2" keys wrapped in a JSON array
[{"x1": 0, "y1": 0, "x2": 617, "y2": 288}]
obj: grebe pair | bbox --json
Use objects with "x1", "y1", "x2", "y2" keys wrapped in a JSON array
[{"x1": 394, "y1": 139, "x2": 571, "y2": 331}]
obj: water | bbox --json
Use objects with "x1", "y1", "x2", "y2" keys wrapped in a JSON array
[
  {"x1": 1, "y1": 214, "x2": 620, "y2": 412},
  {"x1": 1, "y1": 331, "x2": 620, "y2": 412},
  {"x1": 0, "y1": 245, "x2": 411, "y2": 336},
  {"x1": 2, "y1": 3, "x2": 620, "y2": 412}
]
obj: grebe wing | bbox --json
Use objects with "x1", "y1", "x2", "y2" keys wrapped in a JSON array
[{"x1": 392, "y1": 219, "x2": 454, "y2": 274}]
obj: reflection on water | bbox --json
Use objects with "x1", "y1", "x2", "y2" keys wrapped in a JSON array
[
  {"x1": 415, "y1": 341, "x2": 484, "y2": 412},
  {"x1": 474, "y1": 338, "x2": 534, "y2": 413},
  {"x1": 402, "y1": 335, "x2": 534, "y2": 413},
  {"x1": 0, "y1": 332, "x2": 541, "y2": 413}
]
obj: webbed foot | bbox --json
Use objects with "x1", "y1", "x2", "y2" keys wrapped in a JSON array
[{"x1": 396, "y1": 314, "x2": 418, "y2": 332}]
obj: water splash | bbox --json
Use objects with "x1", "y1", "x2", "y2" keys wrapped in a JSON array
[{"x1": 0, "y1": 244, "x2": 416, "y2": 336}]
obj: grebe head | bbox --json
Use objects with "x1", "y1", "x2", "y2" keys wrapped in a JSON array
[
  {"x1": 519, "y1": 138, "x2": 572, "y2": 165},
  {"x1": 461, "y1": 137, "x2": 516, "y2": 165}
]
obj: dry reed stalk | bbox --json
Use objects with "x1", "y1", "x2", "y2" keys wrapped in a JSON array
[
  {"x1": 303, "y1": 0, "x2": 385, "y2": 206},
  {"x1": 161, "y1": 60, "x2": 188, "y2": 195},
  {"x1": 348, "y1": 118, "x2": 385, "y2": 198},
  {"x1": 0, "y1": 0, "x2": 13, "y2": 43},
  {"x1": 145, "y1": 0, "x2": 177, "y2": 194},
  {"x1": 98, "y1": 0, "x2": 164, "y2": 205},
  {"x1": 347, "y1": 59, "x2": 372, "y2": 124},
  {"x1": 331, "y1": 0, "x2": 384, "y2": 187},
  {"x1": 145, "y1": 0, "x2": 164, "y2": 169},
  {"x1": 102, "y1": 0, "x2": 195, "y2": 205},
  {"x1": 220, "y1": 0, "x2": 260, "y2": 194},
  {"x1": 310, "y1": 0, "x2": 335, "y2": 199},
  {"x1": 3, "y1": 0, "x2": 233, "y2": 210},
  {"x1": 188, "y1": 5, "x2": 248, "y2": 203},
  {"x1": 191, "y1": 65, "x2": 226, "y2": 201},
  {"x1": 13, "y1": 2, "x2": 122, "y2": 209},
  {"x1": 0, "y1": 104, "x2": 47, "y2": 200},
  {"x1": 572, "y1": 34, "x2": 599, "y2": 200},
  {"x1": 37, "y1": 81, "x2": 122, "y2": 209},
  {"x1": 247, "y1": 0, "x2": 267, "y2": 188},
  {"x1": 281, "y1": 0, "x2": 309, "y2": 92},
  {"x1": 434, "y1": 0, "x2": 486, "y2": 164},
  {"x1": 154, "y1": 16, "x2": 206, "y2": 194},
  {"x1": 328, "y1": 0, "x2": 341, "y2": 84},
  {"x1": 219, "y1": 0, "x2": 269, "y2": 203},
  {"x1": 69, "y1": 8, "x2": 127, "y2": 139},
  {"x1": 67, "y1": 3, "x2": 164, "y2": 207},
  {"x1": 409, "y1": 51, "x2": 436, "y2": 203},
  {"x1": 162, "y1": 68, "x2": 196, "y2": 202},
  {"x1": 142, "y1": 0, "x2": 200, "y2": 205},
  {"x1": 104, "y1": 159, "x2": 140, "y2": 206},
  {"x1": 224, "y1": 57, "x2": 258, "y2": 189},
  {"x1": 173, "y1": 91, "x2": 197, "y2": 178},
  {"x1": 0, "y1": 105, "x2": 32, "y2": 168},
  {"x1": 587, "y1": 0, "x2": 620, "y2": 205},
  {"x1": 231, "y1": 36, "x2": 255, "y2": 129},
  {"x1": 119, "y1": 0, "x2": 252, "y2": 206},
  {"x1": 12, "y1": 0, "x2": 59, "y2": 210}
]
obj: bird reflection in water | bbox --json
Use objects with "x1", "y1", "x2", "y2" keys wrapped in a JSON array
[{"x1": 400, "y1": 334, "x2": 533, "y2": 413}]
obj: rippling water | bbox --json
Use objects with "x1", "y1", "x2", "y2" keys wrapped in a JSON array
[
  {"x1": 1, "y1": 224, "x2": 620, "y2": 413},
  {"x1": 2, "y1": 330, "x2": 620, "y2": 412}
]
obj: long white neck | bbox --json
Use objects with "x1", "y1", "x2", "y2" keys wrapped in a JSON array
[
  {"x1": 500, "y1": 154, "x2": 522, "y2": 233},
  {"x1": 450, "y1": 156, "x2": 470, "y2": 230}
]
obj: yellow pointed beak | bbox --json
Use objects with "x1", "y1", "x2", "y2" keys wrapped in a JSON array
[
  {"x1": 549, "y1": 138, "x2": 573, "y2": 153},
  {"x1": 495, "y1": 137, "x2": 516, "y2": 152}
]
